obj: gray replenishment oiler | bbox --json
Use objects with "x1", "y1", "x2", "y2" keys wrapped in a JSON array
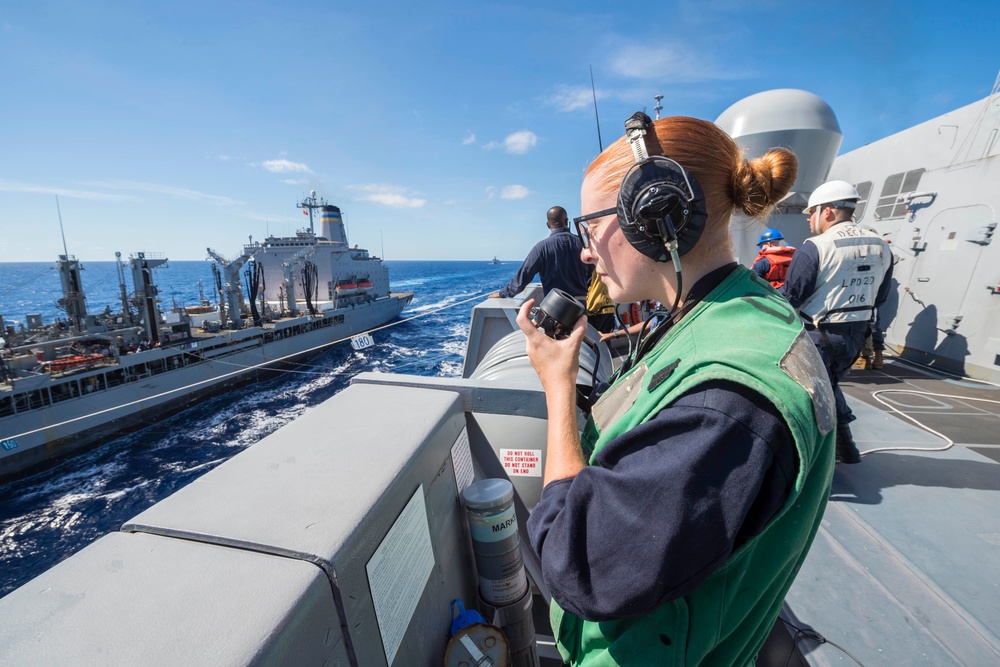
[
  {"x1": 0, "y1": 194, "x2": 413, "y2": 479},
  {"x1": 2, "y1": 77, "x2": 1000, "y2": 666}
]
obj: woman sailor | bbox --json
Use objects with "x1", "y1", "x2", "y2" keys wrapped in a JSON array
[{"x1": 517, "y1": 113, "x2": 836, "y2": 666}]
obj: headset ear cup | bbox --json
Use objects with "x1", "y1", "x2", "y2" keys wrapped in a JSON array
[
  {"x1": 616, "y1": 196, "x2": 670, "y2": 262},
  {"x1": 617, "y1": 157, "x2": 708, "y2": 260}
]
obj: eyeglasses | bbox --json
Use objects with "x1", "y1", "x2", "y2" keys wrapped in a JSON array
[{"x1": 573, "y1": 208, "x2": 617, "y2": 249}]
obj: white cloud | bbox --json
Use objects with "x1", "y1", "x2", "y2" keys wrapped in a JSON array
[
  {"x1": 280, "y1": 178, "x2": 309, "y2": 186},
  {"x1": 462, "y1": 132, "x2": 476, "y2": 145},
  {"x1": 500, "y1": 185, "x2": 531, "y2": 200},
  {"x1": 259, "y1": 159, "x2": 313, "y2": 174},
  {"x1": 542, "y1": 85, "x2": 603, "y2": 112},
  {"x1": 80, "y1": 180, "x2": 241, "y2": 206},
  {"x1": 503, "y1": 130, "x2": 537, "y2": 154},
  {"x1": 608, "y1": 44, "x2": 750, "y2": 82},
  {"x1": 484, "y1": 131, "x2": 538, "y2": 155},
  {"x1": 351, "y1": 184, "x2": 426, "y2": 209},
  {"x1": 2, "y1": 178, "x2": 242, "y2": 206},
  {"x1": 0, "y1": 179, "x2": 131, "y2": 201},
  {"x1": 485, "y1": 185, "x2": 532, "y2": 201},
  {"x1": 542, "y1": 42, "x2": 752, "y2": 116}
]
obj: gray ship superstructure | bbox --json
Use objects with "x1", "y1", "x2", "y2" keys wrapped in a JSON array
[
  {"x1": 717, "y1": 83, "x2": 1000, "y2": 384},
  {"x1": 0, "y1": 196, "x2": 413, "y2": 479}
]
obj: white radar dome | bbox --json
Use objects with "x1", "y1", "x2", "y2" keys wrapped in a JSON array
[{"x1": 715, "y1": 89, "x2": 842, "y2": 197}]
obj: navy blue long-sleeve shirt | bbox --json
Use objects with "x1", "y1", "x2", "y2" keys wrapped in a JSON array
[
  {"x1": 498, "y1": 227, "x2": 592, "y2": 299},
  {"x1": 526, "y1": 380, "x2": 795, "y2": 621},
  {"x1": 751, "y1": 256, "x2": 771, "y2": 279},
  {"x1": 780, "y1": 240, "x2": 820, "y2": 310}
]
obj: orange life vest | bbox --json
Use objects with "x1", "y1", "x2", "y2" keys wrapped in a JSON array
[{"x1": 755, "y1": 246, "x2": 796, "y2": 288}]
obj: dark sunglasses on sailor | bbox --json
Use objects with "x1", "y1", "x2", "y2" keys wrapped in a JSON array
[{"x1": 573, "y1": 208, "x2": 617, "y2": 249}]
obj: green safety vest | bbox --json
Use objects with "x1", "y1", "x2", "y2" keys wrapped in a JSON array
[{"x1": 550, "y1": 267, "x2": 836, "y2": 666}]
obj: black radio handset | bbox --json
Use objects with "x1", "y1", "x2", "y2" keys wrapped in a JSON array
[
  {"x1": 529, "y1": 289, "x2": 586, "y2": 339},
  {"x1": 529, "y1": 289, "x2": 602, "y2": 414}
]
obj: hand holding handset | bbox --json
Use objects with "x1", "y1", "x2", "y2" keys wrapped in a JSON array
[
  {"x1": 527, "y1": 289, "x2": 602, "y2": 415},
  {"x1": 529, "y1": 289, "x2": 586, "y2": 339}
]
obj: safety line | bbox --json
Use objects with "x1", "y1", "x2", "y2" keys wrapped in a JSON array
[{"x1": 859, "y1": 351, "x2": 1000, "y2": 457}]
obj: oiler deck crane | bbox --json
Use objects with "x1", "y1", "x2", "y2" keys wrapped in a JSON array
[
  {"x1": 281, "y1": 247, "x2": 315, "y2": 317},
  {"x1": 206, "y1": 246, "x2": 257, "y2": 329}
]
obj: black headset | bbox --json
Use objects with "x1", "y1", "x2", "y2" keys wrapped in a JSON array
[{"x1": 616, "y1": 112, "x2": 708, "y2": 260}]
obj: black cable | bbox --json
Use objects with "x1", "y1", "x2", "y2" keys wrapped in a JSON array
[
  {"x1": 779, "y1": 617, "x2": 866, "y2": 667},
  {"x1": 576, "y1": 337, "x2": 601, "y2": 414},
  {"x1": 619, "y1": 243, "x2": 684, "y2": 377}
]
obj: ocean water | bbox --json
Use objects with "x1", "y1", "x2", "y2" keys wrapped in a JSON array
[{"x1": 0, "y1": 259, "x2": 515, "y2": 596}]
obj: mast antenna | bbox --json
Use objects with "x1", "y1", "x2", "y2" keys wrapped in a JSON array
[
  {"x1": 654, "y1": 94, "x2": 664, "y2": 120},
  {"x1": 296, "y1": 190, "x2": 326, "y2": 235},
  {"x1": 590, "y1": 65, "x2": 603, "y2": 152},
  {"x1": 55, "y1": 195, "x2": 69, "y2": 257}
]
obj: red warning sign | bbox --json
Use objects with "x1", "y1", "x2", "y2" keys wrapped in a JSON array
[{"x1": 499, "y1": 448, "x2": 542, "y2": 477}]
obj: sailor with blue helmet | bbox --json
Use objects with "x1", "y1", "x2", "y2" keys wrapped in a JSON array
[
  {"x1": 751, "y1": 228, "x2": 796, "y2": 288},
  {"x1": 757, "y1": 228, "x2": 782, "y2": 245}
]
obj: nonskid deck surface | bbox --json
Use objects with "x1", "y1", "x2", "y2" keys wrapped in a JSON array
[
  {"x1": 840, "y1": 353, "x2": 1000, "y2": 457},
  {"x1": 784, "y1": 354, "x2": 1000, "y2": 665}
]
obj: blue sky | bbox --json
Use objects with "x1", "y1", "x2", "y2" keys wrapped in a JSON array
[{"x1": 1, "y1": 1, "x2": 997, "y2": 263}]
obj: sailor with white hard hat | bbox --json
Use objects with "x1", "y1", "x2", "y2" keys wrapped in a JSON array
[{"x1": 781, "y1": 180, "x2": 893, "y2": 463}]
